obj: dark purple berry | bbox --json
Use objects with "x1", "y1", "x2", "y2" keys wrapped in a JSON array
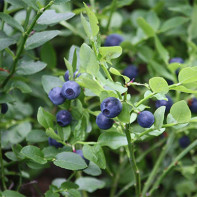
[
  {"x1": 104, "y1": 34, "x2": 124, "y2": 46},
  {"x1": 1, "y1": 103, "x2": 8, "y2": 114},
  {"x1": 155, "y1": 96, "x2": 173, "y2": 113},
  {"x1": 96, "y1": 113, "x2": 114, "y2": 130},
  {"x1": 137, "y1": 111, "x2": 155, "y2": 128},
  {"x1": 61, "y1": 81, "x2": 81, "y2": 100},
  {"x1": 179, "y1": 136, "x2": 190, "y2": 148},
  {"x1": 101, "y1": 97, "x2": 122, "y2": 118},
  {"x1": 48, "y1": 87, "x2": 65, "y2": 105},
  {"x1": 122, "y1": 65, "x2": 138, "y2": 80},
  {"x1": 188, "y1": 98, "x2": 197, "y2": 113},
  {"x1": 56, "y1": 110, "x2": 72, "y2": 127}
]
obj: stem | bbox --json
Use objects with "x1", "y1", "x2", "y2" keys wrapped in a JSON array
[
  {"x1": 106, "y1": 0, "x2": 117, "y2": 31},
  {"x1": 110, "y1": 158, "x2": 128, "y2": 197},
  {"x1": 1, "y1": 1, "x2": 54, "y2": 89},
  {"x1": 149, "y1": 139, "x2": 197, "y2": 196},
  {"x1": 135, "y1": 93, "x2": 155, "y2": 108},
  {"x1": 0, "y1": 131, "x2": 7, "y2": 190},
  {"x1": 125, "y1": 125, "x2": 141, "y2": 197},
  {"x1": 100, "y1": 63, "x2": 113, "y2": 81},
  {"x1": 141, "y1": 132, "x2": 175, "y2": 197}
]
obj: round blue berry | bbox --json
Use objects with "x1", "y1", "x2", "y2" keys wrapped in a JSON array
[
  {"x1": 61, "y1": 81, "x2": 81, "y2": 100},
  {"x1": 75, "y1": 149, "x2": 89, "y2": 165},
  {"x1": 48, "y1": 87, "x2": 65, "y2": 105},
  {"x1": 64, "y1": 70, "x2": 81, "y2": 81},
  {"x1": 48, "y1": 137, "x2": 63, "y2": 148},
  {"x1": 155, "y1": 96, "x2": 173, "y2": 113},
  {"x1": 96, "y1": 113, "x2": 114, "y2": 130},
  {"x1": 179, "y1": 136, "x2": 190, "y2": 148},
  {"x1": 137, "y1": 111, "x2": 155, "y2": 128},
  {"x1": 101, "y1": 97, "x2": 122, "y2": 118},
  {"x1": 122, "y1": 65, "x2": 138, "y2": 80},
  {"x1": 169, "y1": 57, "x2": 184, "y2": 64},
  {"x1": 188, "y1": 98, "x2": 197, "y2": 113},
  {"x1": 1, "y1": 103, "x2": 8, "y2": 114},
  {"x1": 56, "y1": 110, "x2": 72, "y2": 127},
  {"x1": 104, "y1": 34, "x2": 124, "y2": 46}
]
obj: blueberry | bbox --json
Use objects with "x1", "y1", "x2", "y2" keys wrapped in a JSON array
[
  {"x1": 48, "y1": 87, "x2": 65, "y2": 105},
  {"x1": 104, "y1": 34, "x2": 124, "y2": 46},
  {"x1": 56, "y1": 110, "x2": 72, "y2": 127},
  {"x1": 101, "y1": 97, "x2": 122, "y2": 118},
  {"x1": 96, "y1": 113, "x2": 114, "y2": 130},
  {"x1": 75, "y1": 149, "x2": 89, "y2": 165},
  {"x1": 64, "y1": 70, "x2": 81, "y2": 81},
  {"x1": 137, "y1": 111, "x2": 155, "y2": 128},
  {"x1": 122, "y1": 65, "x2": 138, "y2": 80},
  {"x1": 169, "y1": 57, "x2": 184, "y2": 64},
  {"x1": 166, "y1": 79, "x2": 174, "y2": 85},
  {"x1": 169, "y1": 57, "x2": 184, "y2": 76},
  {"x1": 1, "y1": 103, "x2": 8, "y2": 114},
  {"x1": 188, "y1": 98, "x2": 197, "y2": 113},
  {"x1": 61, "y1": 81, "x2": 81, "y2": 100},
  {"x1": 48, "y1": 137, "x2": 63, "y2": 148},
  {"x1": 155, "y1": 96, "x2": 173, "y2": 113},
  {"x1": 179, "y1": 136, "x2": 190, "y2": 148}
]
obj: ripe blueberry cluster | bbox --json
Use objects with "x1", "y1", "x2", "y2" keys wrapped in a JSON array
[
  {"x1": 104, "y1": 34, "x2": 124, "y2": 46},
  {"x1": 188, "y1": 98, "x2": 197, "y2": 113},
  {"x1": 48, "y1": 71, "x2": 81, "y2": 127},
  {"x1": 1, "y1": 103, "x2": 8, "y2": 114},
  {"x1": 96, "y1": 97, "x2": 122, "y2": 130}
]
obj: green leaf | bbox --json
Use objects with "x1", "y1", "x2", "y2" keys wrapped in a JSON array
[
  {"x1": 170, "y1": 100, "x2": 191, "y2": 123},
  {"x1": 117, "y1": 0, "x2": 134, "y2": 7},
  {"x1": 149, "y1": 77, "x2": 169, "y2": 94},
  {"x1": 146, "y1": 11, "x2": 160, "y2": 31},
  {"x1": 0, "y1": 13, "x2": 24, "y2": 32},
  {"x1": 75, "y1": 177, "x2": 105, "y2": 193},
  {"x1": 169, "y1": 85, "x2": 197, "y2": 93},
  {"x1": 5, "y1": 0, "x2": 27, "y2": 7},
  {"x1": 137, "y1": 17, "x2": 155, "y2": 37},
  {"x1": 118, "y1": 102, "x2": 132, "y2": 123},
  {"x1": 99, "y1": 90, "x2": 118, "y2": 102},
  {"x1": 64, "y1": 57, "x2": 73, "y2": 80},
  {"x1": 99, "y1": 47, "x2": 122, "y2": 63},
  {"x1": 2, "y1": 190, "x2": 25, "y2": 197},
  {"x1": 149, "y1": 128, "x2": 165, "y2": 136},
  {"x1": 26, "y1": 129, "x2": 48, "y2": 143},
  {"x1": 61, "y1": 181, "x2": 79, "y2": 190},
  {"x1": 79, "y1": 43, "x2": 99, "y2": 76},
  {"x1": 22, "y1": 0, "x2": 38, "y2": 10},
  {"x1": 67, "y1": 189, "x2": 81, "y2": 197},
  {"x1": 188, "y1": 5, "x2": 197, "y2": 40},
  {"x1": 154, "y1": 106, "x2": 166, "y2": 129},
  {"x1": 37, "y1": 107, "x2": 55, "y2": 129},
  {"x1": 37, "y1": 10, "x2": 75, "y2": 25},
  {"x1": 83, "y1": 145, "x2": 106, "y2": 169},
  {"x1": 41, "y1": 42, "x2": 57, "y2": 68},
  {"x1": 83, "y1": 162, "x2": 102, "y2": 176},
  {"x1": 0, "y1": 31, "x2": 16, "y2": 51},
  {"x1": 76, "y1": 73, "x2": 104, "y2": 96},
  {"x1": 160, "y1": 16, "x2": 189, "y2": 32},
  {"x1": 16, "y1": 60, "x2": 47, "y2": 75},
  {"x1": 178, "y1": 67, "x2": 197, "y2": 84},
  {"x1": 11, "y1": 81, "x2": 32, "y2": 93},
  {"x1": 130, "y1": 113, "x2": 137, "y2": 123},
  {"x1": 81, "y1": 14, "x2": 92, "y2": 38},
  {"x1": 46, "y1": 128, "x2": 61, "y2": 141},
  {"x1": 98, "y1": 132, "x2": 127, "y2": 149},
  {"x1": 42, "y1": 75, "x2": 64, "y2": 94},
  {"x1": 57, "y1": 125, "x2": 71, "y2": 141},
  {"x1": 109, "y1": 67, "x2": 130, "y2": 83},
  {"x1": 25, "y1": 30, "x2": 60, "y2": 50},
  {"x1": 54, "y1": 152, "x2": 87, "y2": 170},
  {"x1": 84, "y1": 4, "x2": 99, "y2": 37},
  {"x1": 154, "y1": 35, "x2": 169, "y2": 64},
  {"x1": 21, "y1": 145, "x2": 47, "y2": 164}
]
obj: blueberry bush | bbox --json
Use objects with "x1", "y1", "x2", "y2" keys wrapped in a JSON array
[{"x1": 1, "y1": 0, "x2": 197, "y2": 197}]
